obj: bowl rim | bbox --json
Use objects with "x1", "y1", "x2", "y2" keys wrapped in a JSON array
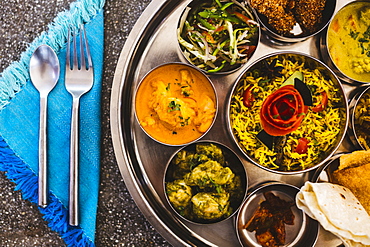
[
  {"x1": 134, "y1": 62, "x2": 219, "y2": 146},
  {"x1": 176, "y1": 0, "x2": 261, "y2": 75},
  {"x1": 163, "y1": 140, "x2": 249, "y2": 225},
  {"x1": 226, "y1": 51, "x2": 349, "y2": 175},
  {"x1": 312, "y1": 152, "x2": 343, "y2": 182}
]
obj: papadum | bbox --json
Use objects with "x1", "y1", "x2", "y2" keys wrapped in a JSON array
[{"x1": 338, "y1": 150, "x2": 370, "y2": 170}]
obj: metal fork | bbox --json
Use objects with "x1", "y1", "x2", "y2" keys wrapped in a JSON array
[{"x1": 65, "y1": 25, "x2": 94, "y2": 226}]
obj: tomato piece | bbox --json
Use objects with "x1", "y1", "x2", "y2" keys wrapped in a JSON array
[
  {"x1": 260, "y1": 85, "x2": 307, "y2": 136},
  {"x1": 243, "y1": 85, "x2": 255, "y2": 107},
  {"x1": 312, "y1": 91, "x2": 328, "y2": 112},
  {"x1": 331, "y1": 19, "x2": 340, "y2": 32},
  {"x1": 295, "y1": 137, "x2": 309, "y2": 154}
]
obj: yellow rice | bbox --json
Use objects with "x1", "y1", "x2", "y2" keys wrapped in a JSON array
[{"x1": 230, "y1": 55, "x2": 345, "y2": 171}]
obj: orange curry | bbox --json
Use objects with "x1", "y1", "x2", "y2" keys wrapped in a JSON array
[{"x1": 135, "y1": 63, "x2": 217, "y2": 145}]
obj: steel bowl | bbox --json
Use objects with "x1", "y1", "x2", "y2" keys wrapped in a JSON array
[
  {"x1": 227, "y1": 51, "x2": 348, "y2": 174},
  {"x1": 177, "y1": 0, "x2": 261, "y2": 74},
  {"x1": 236, "y1": 182, "x2": 319, "y2": 247},
  {"x1": 312, "y1": 153, "x2": 342, "y2": 183},
  {"x1": 163, "y1": 140, "x2": 248, "y2": 224},
  {"x1": 347, "y1": 85, "x2": 370, "y2": 150},
  {"x1": 320, "y1": 1, "x2": 370, "y2": 84},
  {"x1": 134, "y1": 62, "x2": 218, "y2": 146},
  {"x1": 250, "y1": 0, "x2": 336, "y2": 43}
]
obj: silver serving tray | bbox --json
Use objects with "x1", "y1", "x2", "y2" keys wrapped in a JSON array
[{"x1": 110, "y1": 0, "x2": 357, "y2": 246}]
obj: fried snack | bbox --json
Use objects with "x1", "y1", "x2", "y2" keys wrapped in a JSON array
[
  {"x1": 292, "y1": 0, "x2": 325, "y2": 33},
  {"x1": 338, "y1": 150, "x2": 370, "y2": 170},
  {"x1": 250, "y1": 0, "x2": 326, "y2": 35},
  {"x1": 250, "y1": 0, "x2": 296, "y2": 34},
  {"x1": 332, "y1": 163, "x2": 370, "y2": 214}
]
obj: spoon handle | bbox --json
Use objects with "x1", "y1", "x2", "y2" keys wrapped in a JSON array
[
  {"x1": 38, "y1": 96, "x2": 48, "y2": 207},
  {"x1": 69, "y1": 96, "x2": 80, "y2": 226}
]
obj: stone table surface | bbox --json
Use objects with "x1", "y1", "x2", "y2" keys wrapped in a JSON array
[{"x1": 0, "y1": 0, "x2": 172, "y2": 246}]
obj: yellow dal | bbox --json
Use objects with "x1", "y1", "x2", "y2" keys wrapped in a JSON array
[{"x1": 327, "y1": 1, "x2": 370, "y2": 82}]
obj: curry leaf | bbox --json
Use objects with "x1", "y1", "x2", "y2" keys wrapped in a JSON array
[
  {"x1": 168, "y1": 100, "x2": 181, "y2": 112},
  {"x1": 349, "y1": 30, "x2": 359, "y2": 40}
]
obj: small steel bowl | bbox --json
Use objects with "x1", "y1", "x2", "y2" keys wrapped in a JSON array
[
  {"x1": 134, "y1": 62, "x2": 218, "y2": 146},
  {"x1": 320, "y1": 1, "x2": 370, "y2": 84},
  {"x1": 250, "y1": 0, "x2": 335, "y2": 43},
  {"x1": 163, "y1": 140, "x2": 248, "y2": 224},
  {"x1": 347, "y1": 85, "x2": 370, "y2": 150},
  {"x1": 227, "y1": 51, "x2": 348, "y2": 174},
  {"x1": 236, "y1": 182, "x2": 319, "y2": 247},
  {"x1": 177, "y1": 0, "x2": 260, "y2": 74},
  {"x1": 312, "y1": 153, "x2": 342, "y2": 183}
]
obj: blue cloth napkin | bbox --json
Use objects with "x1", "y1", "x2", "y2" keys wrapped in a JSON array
[{"x1": 0, "y1": 0, "x2": 104, "y2": 246}]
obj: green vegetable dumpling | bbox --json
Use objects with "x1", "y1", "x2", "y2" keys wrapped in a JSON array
[
  {"x1": 184, "y1": 160, "x2": 234, "y2": 188},
  {"x1": 196, "y1": 143, "x2": 225, "y2": 165},
  {"x1": 191, "y1": 192, "x2": 230, "y2": 220},
  {"x1": 166, "y1": 179, "x2": 193, "y2": 211},
  {"x1": 171, "y1": 150, "x2": 210, "y2": 179}
]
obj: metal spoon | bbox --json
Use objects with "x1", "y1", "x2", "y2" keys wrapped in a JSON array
[{"x1": 30, "y1": 44, "x2": 60, "y2": 208}]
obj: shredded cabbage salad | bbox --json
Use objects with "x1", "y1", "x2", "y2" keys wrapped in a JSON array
[{"x1": 178, "y1": 0, "x2": 259, "y2": 73}]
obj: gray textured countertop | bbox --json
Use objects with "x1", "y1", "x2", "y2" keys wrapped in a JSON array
[{"x1": 0, "y1": 0, "x2": 171, "y2": 246}]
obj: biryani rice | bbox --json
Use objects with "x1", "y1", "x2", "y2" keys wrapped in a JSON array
[{"x1": 230, "y1": 55, "x2": 345, "y2": 171}]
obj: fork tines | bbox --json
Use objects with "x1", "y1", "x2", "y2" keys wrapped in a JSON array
[{"x1": 66, "y1": 25, "x2": 93, "y2": 72}]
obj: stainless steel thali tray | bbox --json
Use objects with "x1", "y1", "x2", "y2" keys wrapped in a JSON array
[{"x1": 110, "y1": 0, "x2": 358, "y2": 246}]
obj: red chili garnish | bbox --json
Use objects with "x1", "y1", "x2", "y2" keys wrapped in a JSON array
[
  {"x1": 202, "y1": 31, "x2": 216, "y2": 44},
  {"x1": 260, "y1": 85, "x2": 308, "y2": 136},
  {"x1": 214, "y1": 26, "x2": 225, "y2": 33},
  {"x1": 243, "y1": 85, "x2": 255, "y2": 108},
  {"x1": 312, "y1": 91, "x2": 328, "y2": 112},
  {"x1": 295, "y1": 137, "x2": 309, "y2": 154},
  {"x1": 229, "y1": 10, "x2": 254, "y2": 25}
]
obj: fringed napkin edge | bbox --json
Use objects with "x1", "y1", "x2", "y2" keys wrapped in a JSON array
[{"x1": 0, "y1": 0, "x2": 105, "y2": 246}]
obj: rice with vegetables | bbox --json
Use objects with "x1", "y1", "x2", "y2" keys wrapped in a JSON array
[
  {"x1": 229, "y1": 54, "x2": 346, "y2": 171},
  {"x1": 354, "y1": 89, "x2": 370, "y2": 150}
]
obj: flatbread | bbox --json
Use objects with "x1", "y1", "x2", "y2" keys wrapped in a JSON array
[
  {"x1": 339, "y1": 150, "x2": 370, "y2": 170},
  {"x1": 296, "y1": 182, "x2": 370, "y2": 247},
  {"x1": 333, "y1": 163, "x2": 370, "y2": 215}
]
